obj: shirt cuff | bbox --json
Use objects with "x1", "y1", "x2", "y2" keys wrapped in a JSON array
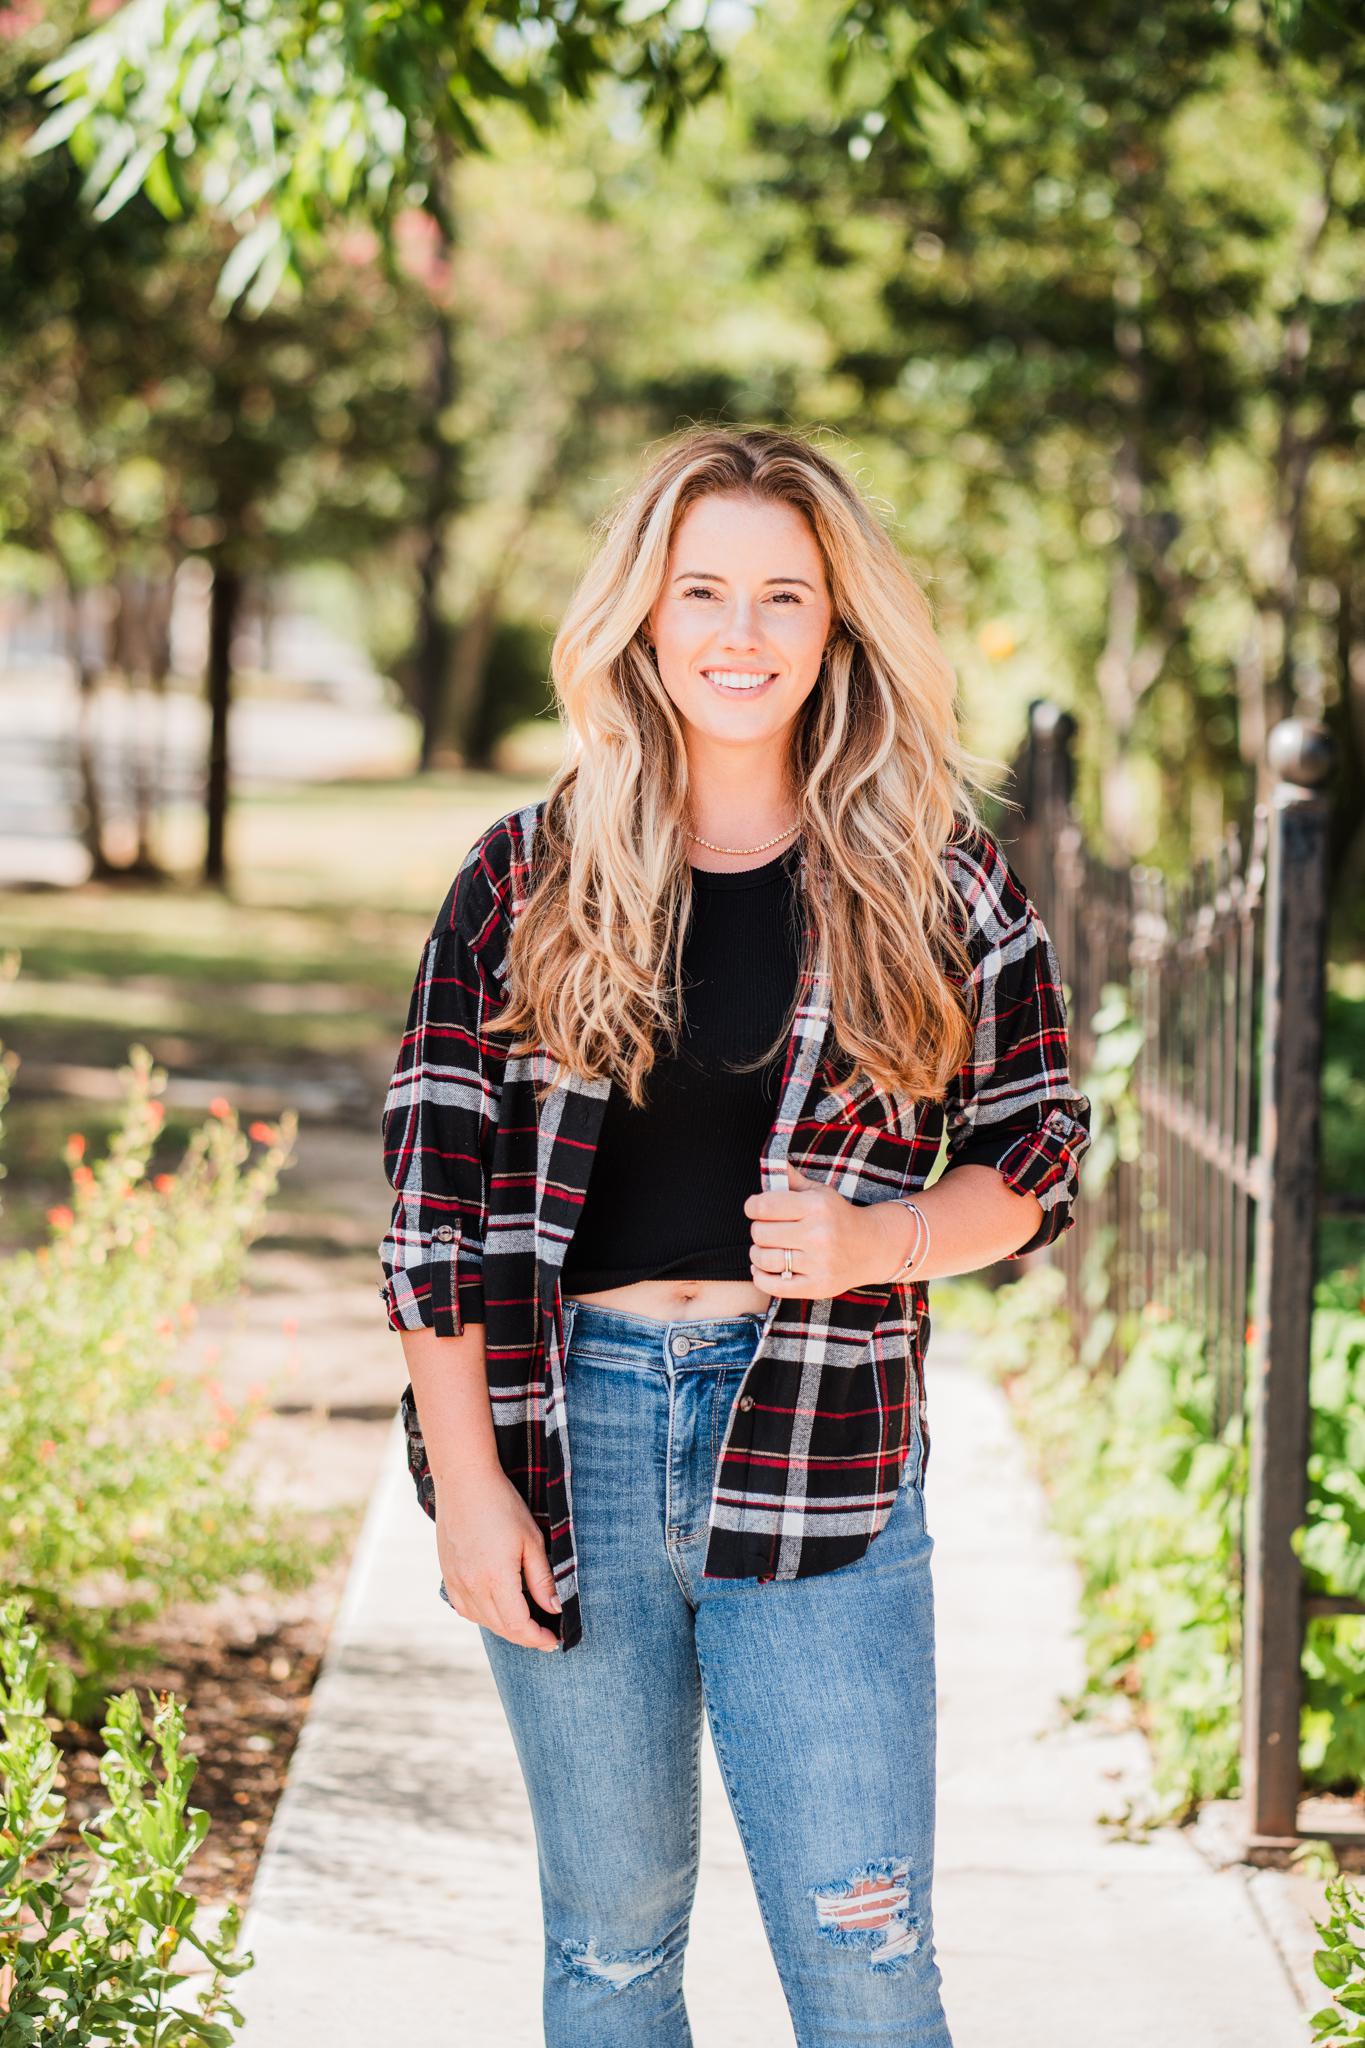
[
  {"x1": 948, "y1": 1106, "x2": 1090, "y2": 1258},
  {"x1": 379, "y1": 1222, "x2": 486, "y2": 1335}
]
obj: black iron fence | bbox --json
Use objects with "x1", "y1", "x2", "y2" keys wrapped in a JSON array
[{"x1": 999, "y1": 699, "x2": 1361, "y2": 1854}]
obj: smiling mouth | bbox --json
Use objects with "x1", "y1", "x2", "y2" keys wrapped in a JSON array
[{"x1": 701, "y1": 668, "x2": 779, "y2": 694}]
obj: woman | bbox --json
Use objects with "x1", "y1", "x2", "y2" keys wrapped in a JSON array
[{"x1": 379, "y1": 424, "x2": 1092, "y2": 2046}]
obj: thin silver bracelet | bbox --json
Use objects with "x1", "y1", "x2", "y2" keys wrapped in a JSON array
[{"x1": 888, "y1": 1197, "x2": 930, "y2": 1282}]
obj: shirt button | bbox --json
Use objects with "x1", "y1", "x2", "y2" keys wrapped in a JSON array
[
  {"x1": 738, "y1": 1394, "x2": 755, "y2": 1411},
  {"x1": 672, "y1": 1336, "x2": 691, "y2": 1357},
  {"x1": 432, "y1": 1225, "x2": 456, "y2": 1243}
]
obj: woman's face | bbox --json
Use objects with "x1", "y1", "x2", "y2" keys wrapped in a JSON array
[{"x1": 646, "y1": 492, "x2": 833, "y2": 759}]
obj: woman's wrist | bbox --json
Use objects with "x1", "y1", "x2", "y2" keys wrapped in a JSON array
[{"x1": 866, "y1": 1192, "x2": 933, "y2": 1286}]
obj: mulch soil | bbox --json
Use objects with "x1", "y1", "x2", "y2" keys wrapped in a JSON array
[{"x1": 34, "y1": 1519, "x2": 364, "y2": 1913}]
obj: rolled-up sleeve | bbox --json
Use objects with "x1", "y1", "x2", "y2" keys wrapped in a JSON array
[
  {"x1": 942, "y1": 827, "x2": 1092, "y2": 1258},
  {"x1": 378, "y1": 842, "x2": 509, "y2": 1336}
]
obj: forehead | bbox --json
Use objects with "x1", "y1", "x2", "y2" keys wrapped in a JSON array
[{"x1": 668, "y1": 492, "x2": 825, "y2": 579}]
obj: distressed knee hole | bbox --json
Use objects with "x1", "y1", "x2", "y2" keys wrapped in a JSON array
[
  {"x1": 555, "y1": 1934, "x2": 668, "y2": 1990},
  {"x1": 808, "y1": 1856, "x2": 922, "y2": 1973}
]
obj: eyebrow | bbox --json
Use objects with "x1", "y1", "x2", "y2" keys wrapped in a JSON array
[{"x1": 673, "y1": 571, "x2": 818, "y2": 589}]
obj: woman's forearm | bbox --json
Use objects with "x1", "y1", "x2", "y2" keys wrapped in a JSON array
[
  {"x1": 399, "y1": 1321, "x2": 502, "y2": 1498},
  {"x1": 866, "y1": 1164, "x2": 1044, "y2": 1283}
]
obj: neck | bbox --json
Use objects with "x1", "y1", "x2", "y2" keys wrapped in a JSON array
[{"x1": 684, "y1": 746, "x2": 796, "y2": 850}]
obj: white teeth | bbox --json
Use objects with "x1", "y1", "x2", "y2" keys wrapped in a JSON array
[{"x1": 704, "y1": 669, "x2": 776, "y2": 691}]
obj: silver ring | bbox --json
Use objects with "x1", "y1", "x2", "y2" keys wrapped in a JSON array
[{"x1": 782, "y1": 1246, "x2": 793, "y2": 1278}]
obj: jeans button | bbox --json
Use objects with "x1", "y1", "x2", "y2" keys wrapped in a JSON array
[
  {"x1": 672, "y1": 1335, "x2": 691, "y2": 1357},
  {"x1": 738, "y1": 1394, "x2": 755, "y2": 1410}
]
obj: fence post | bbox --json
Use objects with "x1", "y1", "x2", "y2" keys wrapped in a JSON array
[{"x1": 1242, "y1": 715, "x2": 1335, "y2": 1846}]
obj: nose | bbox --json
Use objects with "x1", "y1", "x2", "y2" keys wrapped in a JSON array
[{"x1": 718, "y1": 600, "x2": 765, "y2": 649}]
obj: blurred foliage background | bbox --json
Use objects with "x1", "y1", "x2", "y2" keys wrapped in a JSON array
[
  {"x1": 1, "y1": 0, "x2": 1364, "y2": 1929},
  {"x1": 2, "y1": 0, "x2": 1363, "y2": 903}
]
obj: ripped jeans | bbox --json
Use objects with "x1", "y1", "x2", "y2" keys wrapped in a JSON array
[{"x1": 476, "y1": 1297, "x2": 954, "y2": 2048}]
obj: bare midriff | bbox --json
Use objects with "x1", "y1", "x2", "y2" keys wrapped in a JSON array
[{"x1": 562, "y1": 1276, "x2": 770, "y2": 1324}]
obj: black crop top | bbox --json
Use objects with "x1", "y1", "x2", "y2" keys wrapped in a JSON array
[{"x1": 559, "y1": 843, "x2": 805, "y2": 1293}]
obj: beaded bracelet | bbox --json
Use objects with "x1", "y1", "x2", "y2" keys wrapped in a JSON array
[{"x1": 888, "y1": 1197, "x2": 931, "y2": 1283}]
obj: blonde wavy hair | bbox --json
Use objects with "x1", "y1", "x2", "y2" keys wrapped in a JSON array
[{"x1": 488, "y1": 424, "x2": 1003, "y2": 1109}]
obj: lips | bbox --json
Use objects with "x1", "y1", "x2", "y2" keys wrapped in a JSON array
[{"x1": 701, "y1": 668, "x2": 779, "y2": 694}]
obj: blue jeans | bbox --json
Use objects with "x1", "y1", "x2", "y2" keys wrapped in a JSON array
[{"x1": 475, "y1": 1298, "x2": 952, "y2": 2048}]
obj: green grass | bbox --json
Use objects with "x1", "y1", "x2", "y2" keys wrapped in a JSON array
[{"x1": 0, "y1": 767, "x2": 545, "y2": 1242}]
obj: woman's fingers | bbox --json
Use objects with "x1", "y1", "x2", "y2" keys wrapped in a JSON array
[
  {"x1": 520, "y1": 1529, "x2": 562, "y2": 1619},
  {"x1": 435, "y1": 1478, "x2": 560, "y2": 1650},
  {"x1": 486, "y1": 1567, "x2": 559, "y2": 1651}
]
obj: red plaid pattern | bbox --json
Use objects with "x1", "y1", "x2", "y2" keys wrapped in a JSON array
[{"x1": 379, "y1": 802, "x2": 1091, "y2": 1649}]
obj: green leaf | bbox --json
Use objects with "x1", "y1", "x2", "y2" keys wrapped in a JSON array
[
  {"x1": 93, "y1": 137, "x2": 168, "y2": 222},
  {"x1": 141, "y1": 144, "x2": 184, "y2": 218},
  {"x1": 21, "y1": 97, "x2": 94, "y2": 157},
  {"x1": 212, "y1": 217, "x2": 283, "y2": 310}
]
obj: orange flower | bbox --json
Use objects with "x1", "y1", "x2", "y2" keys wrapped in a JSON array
[
  {"x1": 46, "y1": 1205, "x2": 74, "y2": 1230},
  {"x1": 132, "y1": 1232, "x2": 153, "y2": 1257},
  {"x1": 36, "y1": 1439, "x2": 56, "y2": 1463},
  {"x1": 156, "y1": 1376, "x2": 176, "y2": 1396},
  {"x1": 1245, "y1": 1320, "x2": 1259, "y2": 1346},
  {"x1": 153, "y1": 1173, "x2": 175, "y2": 1193},
  {"x1": 154, "y1": 1316, "x2": 175, "y2": 1337},
  {"x1": 72, "y1": 1164, "x2": 94, "y2": 1190},
  {"x1": 248, "y1": 1120, "x2": 279, "y2": 1144},
  {"x1": 208, "y1": 1096, "x2": 231, "y2": 1119},
  {"x1": 65, "y1": 1132, "x2": 86, "y2": 1161},
  {"x1": 146, "y1": 1100, "x2": 166, "y2": 1127},
  {"x1": 203, "y1": 1428, "x2": 230, "y2": 1453}
]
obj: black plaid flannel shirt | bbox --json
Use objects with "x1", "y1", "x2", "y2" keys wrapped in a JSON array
[{"x1": 379, "y1": 800, "x2": 1092, "y2": 1650}]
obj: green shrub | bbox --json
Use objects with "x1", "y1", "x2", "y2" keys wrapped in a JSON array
[
  {"x1": 935, "y1": 967, "x2": 1365, "y2": 1825},
  {"x1": 0, "y1": 1596, "x2": 252, "y2": 2045},
  {"x1": 945, "y1": 1265, "x2": 1244, "y2": 1822},
  {"x1": 1299, "y1": 1288, "x2": 1365, "y2": 1791},
  {"x1": 1311, "y1": 1872, "x2": 1365, "y2": 2043},
  {"x1": 0, "y1": 990, "x2": 346, "y2": 1720},
  {"x1": 943, "y1": 1254, "x2": 1365, "y2": 1825}
]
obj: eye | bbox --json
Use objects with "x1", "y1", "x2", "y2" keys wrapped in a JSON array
[{"x1": 679, "y1": 585, "x2": 803, "y2": 603}]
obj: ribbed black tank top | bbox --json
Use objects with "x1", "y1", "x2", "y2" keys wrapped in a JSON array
[{"x1": 559, "y1": 843, "x2": 804, "y2": 1292}]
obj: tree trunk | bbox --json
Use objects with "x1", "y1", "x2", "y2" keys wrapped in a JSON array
[
  {"x1": 412, "y1": 158, "x2": 460, "y2": 773},
  {"x1": 129, "y1": 566, "x2": 176, "y2": 876},
  {"x1": 204, "y1": 558, "x2": 240, "y2": 891},
  {"x1": 63, "y1": 570, "x2": 114, "y2": 879},
  {"x1": 1327, "y1": 568, "x2": 1365, "y2": 915},
  {"x1": 448, "y1": 578, "x2": 504, "y2": 766}
]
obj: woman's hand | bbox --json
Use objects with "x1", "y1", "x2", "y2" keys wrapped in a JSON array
[
  {"x1": 745, "y1": 1161, "x2": 899, "y2": 1298},
  {"x1": 436, "y1": 1466, "x2": 562, "y2": 1652}
]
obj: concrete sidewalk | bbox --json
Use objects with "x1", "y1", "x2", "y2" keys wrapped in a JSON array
[{"x1": 235, "y1": 1330, "x2": 1318, "y2": 2046}]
